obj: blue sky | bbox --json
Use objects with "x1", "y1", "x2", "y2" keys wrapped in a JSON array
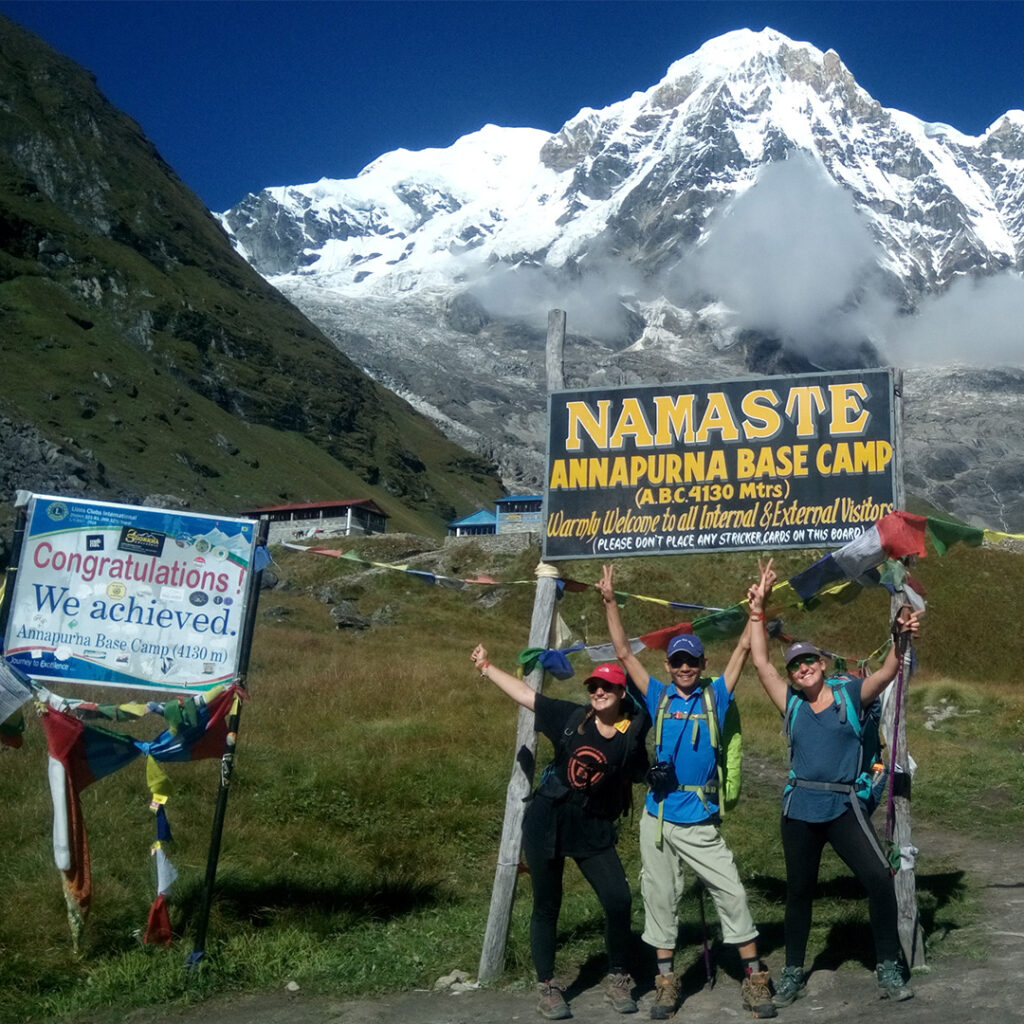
[{"x1": 2, "y1": 1, "x2": 1021, "y2": 212}]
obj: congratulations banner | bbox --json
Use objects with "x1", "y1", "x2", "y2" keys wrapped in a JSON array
[
  {"x1": 543, "y1": 369, "x2": 897, "y2": 559},
  {"x1": 4, "y1": 495, "x2": 258, "y2": 693}
]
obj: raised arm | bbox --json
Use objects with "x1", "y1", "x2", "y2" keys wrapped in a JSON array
[
  {"x1": 596, "y1": 564, "x2": 651, "y2": 696},
  {"x1": 860, "y1": 607, "x2": 921, "y2": 705},
  {"x1": 747, "y1": 558, "x2": 788, "y2": 712},
  {"x1": 721, "y1": 618, "x2": 752, "y2": 694},
  {"x1": 471, "y1": 643, "x2": 536, "y2": 710}
]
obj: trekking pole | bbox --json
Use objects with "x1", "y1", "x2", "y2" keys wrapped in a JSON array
[{"x1": 697, "y1": 883, "x2": 715, "y2": 988}]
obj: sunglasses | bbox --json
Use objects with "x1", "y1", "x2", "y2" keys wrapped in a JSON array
[
  {"x1": 787, "y1": 653, "x2": 821, "y2": 673},
  {"x1": 586, "y1": 680, "x2": 623, "y2": 694},
  {"x1": 668, "y1": 652, "x2": 701, "y2": 669}
]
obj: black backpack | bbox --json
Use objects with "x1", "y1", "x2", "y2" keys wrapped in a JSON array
[{"x1": 537, "y1": 703, "x2": 650, "y2": 817}]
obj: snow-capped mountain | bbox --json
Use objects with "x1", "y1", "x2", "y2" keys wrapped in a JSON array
[{"x1": 218, "y1": 28, "x2": 1024, "y2": 530}]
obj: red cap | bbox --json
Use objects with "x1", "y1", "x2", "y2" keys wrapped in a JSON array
[{"x1": 585, "y1": 663, "x2": 627, "y2": 688}]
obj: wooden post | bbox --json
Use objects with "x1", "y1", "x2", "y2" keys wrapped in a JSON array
[
  {"x1": 885, "y1": 370, "x2": 925, "y2": 968},
  {"x1": 477, "y1": 564, "x2": 561, "y2": 982},
  {"x1": 546, "y1": 309, "x2": 566, "y2": 391},
  {"x1": 477, "y1": 310, "x2": 566, "y2": 984},
  {"x1": 886, "y1": 607, "x2": 925, "y2": 968}
]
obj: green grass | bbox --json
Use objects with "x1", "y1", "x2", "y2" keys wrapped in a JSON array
[{"x1": 2, "y1": 538, "x2": 1022, "y2": 1023}]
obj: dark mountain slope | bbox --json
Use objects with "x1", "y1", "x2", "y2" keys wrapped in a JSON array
[{"x1": 0, "y1": 15, "x2": 502, "y2": 543}]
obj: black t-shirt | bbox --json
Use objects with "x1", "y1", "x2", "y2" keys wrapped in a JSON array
[{"x1": 523, "y1": 694, "x2": 640, "y2": 859}]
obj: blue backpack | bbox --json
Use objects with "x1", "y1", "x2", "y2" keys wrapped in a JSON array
[{"x1": 783, "y1": 673, "x2": 886, "y2": 815}]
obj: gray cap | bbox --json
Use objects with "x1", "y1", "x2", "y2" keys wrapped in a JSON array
[{"x1": 783, "y1": 641, "x2": 823, "y2": 667}]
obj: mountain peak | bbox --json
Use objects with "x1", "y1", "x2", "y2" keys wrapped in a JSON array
[
  {"x1": 216, "y1": 26, "x2": 1024, "y2": 529},
  {"x1": 667, "y1": 25, "x2": 815, "y2": 74}
]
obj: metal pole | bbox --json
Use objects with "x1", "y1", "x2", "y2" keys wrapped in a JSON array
[
  {"x1": 187, "y1": 517, "x2": 269, "y2": 968},
  {"x1": 477, "y1": 311, "x2": 566, "y2": 984}
]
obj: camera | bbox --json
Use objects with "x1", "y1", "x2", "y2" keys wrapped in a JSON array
[{"x1": 646, "y1": 760, "x2": 679, "y2": 803}]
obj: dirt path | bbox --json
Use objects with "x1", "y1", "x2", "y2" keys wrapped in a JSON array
[{"x1": 96, "y1": 824, "x2": 1022, "y2": 1024}]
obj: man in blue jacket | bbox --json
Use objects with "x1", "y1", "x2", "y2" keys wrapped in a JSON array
[{"x1": 598, "y1": 564, "x2": 775, "y2": 1020}]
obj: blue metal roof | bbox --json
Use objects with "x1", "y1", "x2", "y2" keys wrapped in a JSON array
[{"x1": 448, "y1": 509, "x2": 498, "y2": 527}]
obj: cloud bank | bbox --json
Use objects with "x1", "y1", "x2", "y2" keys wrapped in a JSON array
[
  {"x1": 468, "y1": 149, "x2": 1024, "y2": 368},
  {"x1": 673, "y1": 152, "x2": 893, "y2": 357},
  {"x1": 884, "y1": 272, "x2": 1024, "y2": 367}
]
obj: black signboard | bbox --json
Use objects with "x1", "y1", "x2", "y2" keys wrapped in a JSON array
[{"x1": 543, "y1": 369, "x2": 897, "y2": 560}]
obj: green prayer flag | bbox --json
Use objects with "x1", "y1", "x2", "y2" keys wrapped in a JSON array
[
  {"x1": 691, "y1": 603, "x2": 747, "y2": 641},
  {"x1": 518, "y1": 647, "x2": 545, "y2": 675},
  {"x1": 926, "y1": 516, "x2": 984, "y2": 556}
]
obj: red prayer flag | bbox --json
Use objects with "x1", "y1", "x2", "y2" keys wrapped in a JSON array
[
  {"x1": 144, "y1": 893, "x2": 173, "y2": 946},
  {"x1": 638, "y1": 621, "x2": 694, "y2": 651},
  {"x1": 876, "y1": 510, "x2": 928, "y2": 559}
]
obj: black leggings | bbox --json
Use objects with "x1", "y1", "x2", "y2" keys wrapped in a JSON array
[
  {"x1": 781, "y1": 808, "x2": 900, "y2": 967},
  {"x1": 521, "y1": 835, "x2": 632, "y2": 982}
]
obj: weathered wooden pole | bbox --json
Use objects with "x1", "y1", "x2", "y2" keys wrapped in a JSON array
[
  {"x1": 886, "y1": 611, "x2": 924, "y2": 968},
  {"x1": 545, "y1": 309, "x2": 566, "y2": 392},
  {"x1": 885, "y1": 368, "x2": 925, "y2": 968},
  {"x1": 477, "y1": 310, "x2": 566, "y2": 984}
]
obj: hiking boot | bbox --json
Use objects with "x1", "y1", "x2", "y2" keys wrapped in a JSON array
[
  {"x1": 773, "y1": 965, "x2": 807, "y2": 1007},
  {"x1": 741, "y1": 968, "x2": 778, "y2": 1019},
  {"x1": 605, "y1": 972, "x2": 638, "y2": 1014},
  {"x1": 649, "y1": 972, "x2": 679, "y2": 1019},
  {"x1": 876, "y1": 960, "x2": 913, "y2": 1001},
  {"x1": 536, "y1": 981, "x2": 571, "y2": 1019}
]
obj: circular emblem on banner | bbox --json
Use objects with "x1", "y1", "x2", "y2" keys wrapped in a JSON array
[
  {"x1": 47, "y1": 501, "x2": 69, "y2": 521},
  {"x1": 106, "y1": 582, "x2": 127, "y2": 599},
  {"x1": 212, "y1": 546, "x2": 228, "y2": 561},
  {"x1": 194, "y1": 538, "x2": 211, "y2": 554},
  {"x1": 189, "y1": 591, "x2": 209, "y2": 606}
]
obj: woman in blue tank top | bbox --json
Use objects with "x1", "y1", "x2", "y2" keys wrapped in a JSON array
[{"x1": 746, "y1": 559, "x2": 920, "y2": 1008}]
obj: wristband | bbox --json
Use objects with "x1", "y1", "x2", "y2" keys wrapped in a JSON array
[
  {"x1": 748, "y1": 613, "x2": 763, "y2": 621},
  {"x1": 478, "y1": 660, "x2": 490, "y2": 676}
]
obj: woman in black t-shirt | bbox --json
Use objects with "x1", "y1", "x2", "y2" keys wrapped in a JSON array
[{"x1": 471, "y1": 644, "x2": 647, "y2": 1020}]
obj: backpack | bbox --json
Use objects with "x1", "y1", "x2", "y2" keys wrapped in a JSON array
[
  {"x1": 783, "y1": 673, "x2": 886, "y2": 815},
  {"x1": 652, "y1": 681, "x2": 742, "y2": 814}
]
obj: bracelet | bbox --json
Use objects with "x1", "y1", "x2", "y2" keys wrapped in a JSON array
[
  {"x1": 748, "y1": 613, "x2": 764, "y2": 621},
  {"x1": 478, "y1": 660, "x2": 490, "y2": 676}
]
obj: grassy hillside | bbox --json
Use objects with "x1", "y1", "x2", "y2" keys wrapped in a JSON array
[
  {"x1": 0, "y1": 15, "x2": 504, "y2": 540},
  {"x1": 1, "y1": 538, "x2": 1021, "y2": 1023}
]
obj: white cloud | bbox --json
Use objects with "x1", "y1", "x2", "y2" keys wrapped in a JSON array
[
  {"x1": 883, "y1": 272, "x2": 1024, "y2": 366},
  {"x1": 465, "y1": 149, "x2": 1023, "y2": 370},
  {"x1": 467, "y1": 260, "x2": 647, "y2": 342},
  {"x1": 675, "y1": 151, "x2": 893, "y2": 357}
]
